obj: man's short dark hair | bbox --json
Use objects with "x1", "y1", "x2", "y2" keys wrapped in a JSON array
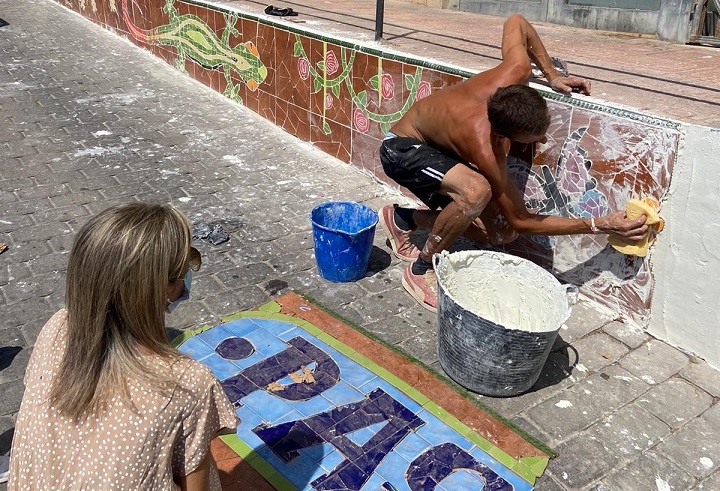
[{"x1": 487, "y1": 84, "x2": 550, "y2": 139}]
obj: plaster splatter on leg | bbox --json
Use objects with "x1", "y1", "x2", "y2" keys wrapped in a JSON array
[
  {"x1": 494, "y1": 213, "x2": 509, "y2": 228},
  {"x1": 422, "y1": 235, "x2": 443, "y2": 257},
  {"x1": 494, "y1": 215, "x2": 507, "y2": 245}
]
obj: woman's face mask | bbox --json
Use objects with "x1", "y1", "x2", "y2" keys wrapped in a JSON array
[{"x1": 166, "y1": 270, "x2": 192, "y2": 313}]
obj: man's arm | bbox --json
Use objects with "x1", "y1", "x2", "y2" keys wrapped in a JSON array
[
  {"x1": 500, "y1": 14, "x2": 591, "y2": 95},
  {"x1": 476, "y1": 135, "x2": 647, "y2": 240},
  {"x1": 494, "y1": 174, "x2": 647, "y2": 239}
]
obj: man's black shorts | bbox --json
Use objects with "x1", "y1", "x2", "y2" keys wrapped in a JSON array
[{"x1": 380, "y1": 134, "x2": 466, "y2": 210}]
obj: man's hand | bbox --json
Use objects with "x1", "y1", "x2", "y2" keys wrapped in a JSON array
[
  {"x1": 549, "y1": 76, "x2": 591, "y2": 95},
  {"x1": 598, "y1": 211, "x2": 648, "y2": 242}
]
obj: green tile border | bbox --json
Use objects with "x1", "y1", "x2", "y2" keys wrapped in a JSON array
[
  {"x1": 219, "y1": 433, "x2": 254, "y2": 461},
  {"x1": 180, "y1": 0, "x2": 682, "y2": 130},
  {"x1": 170, "y1": 323, "x2": 213, "y2": 349},
  {"x1": 513, "y1": 458, "x2": 548, "y2": 484},
  {"x1": 519, "y1": 456, "x2": 552, "y2": 480},
  {"x1": 172, "y1": 297, "x2": 552, "y2": 484}
]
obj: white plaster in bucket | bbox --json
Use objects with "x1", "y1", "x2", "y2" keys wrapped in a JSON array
[{"x1": 435, "y1": 250, "x2": 573, "y2": 333}]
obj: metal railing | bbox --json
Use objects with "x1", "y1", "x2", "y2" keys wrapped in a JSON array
[{"x1": 375, "y1": 0, "x2": 384, "y2": 40}]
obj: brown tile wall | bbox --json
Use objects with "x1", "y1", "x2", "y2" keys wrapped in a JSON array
[{"x1": 57, "y1": 0, "x2": 680, "y2": 324}]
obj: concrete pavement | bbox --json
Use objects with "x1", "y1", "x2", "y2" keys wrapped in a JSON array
[{"x1": 1, "y1": 0, "x2": 720, "y2": 490}]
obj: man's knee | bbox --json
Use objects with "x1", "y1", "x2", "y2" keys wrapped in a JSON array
[{"x1": 456, "y1": 175, "x2": 492, "y2": 216}]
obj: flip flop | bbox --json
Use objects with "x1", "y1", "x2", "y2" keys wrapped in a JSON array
[{"x1": 264, "y1": 5, "x2": 298, "y2": 16}]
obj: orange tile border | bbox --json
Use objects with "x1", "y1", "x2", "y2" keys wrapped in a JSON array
[{"x1": 211, "y1": 439, "x2": 276, "y2": 490}]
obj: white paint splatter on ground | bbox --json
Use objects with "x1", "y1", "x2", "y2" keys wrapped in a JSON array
[
  {"x1": 0, "y1": 82, "x2": 39, "y2": 95},
  {"x1": 642, "y1": 375, "x2": 657, "y2": 384},
  {"x1": 700, "y1": 457, "x2": 713, "y2": 469},
  {"x1": 655, "y1": 477, "x2": 671, "y2": 491},
  {"x1": 73, "y1": 146, "x2": 124, "y2": 157},
  {"x1": 177, "y1": 197, "x2": 191, "y2": 203},
  {"x1": 75, "y1": 90, "x2": 156, "y2": 105},
  {"x1": 159, "y1": 169, "x2": 180, "y2": 178},
  {"x1": 555, "y1": 400, "x2": 573, "y2": 408},
  {"x1": 92, "y1": 130, "x2": 112, "y2": 137},
  {"x1": 614, "y1": 375, "x2": 635, "y2": 382},
  {"x1": 575, "y1": 363, "x2": 588, "y2": 372}
]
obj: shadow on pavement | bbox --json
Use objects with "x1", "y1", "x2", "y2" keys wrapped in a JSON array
[
  {"x1": 166, "y1": 328, "x2": 184, "y2": 342},
  {"x1": 1, "y1": 427, "x2": 14, "y2": 455},
  {"x1": 0, "y1": 347, "x2": 23, "y2": 372},
  {"x1": 527, "y1": 337, "x2": 578, "y2": 393},
  {"x1": 365, "y1": 245, "x2": 392, "y2": 277}
]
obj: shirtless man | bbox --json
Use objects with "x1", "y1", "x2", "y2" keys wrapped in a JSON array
[{"x1": 378, "y1": 14, "x2": 648, "y2": 312}]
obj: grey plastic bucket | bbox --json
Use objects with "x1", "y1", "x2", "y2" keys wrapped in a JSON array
[{"x1": 433, "y1": 250, "x2": 578, "y2": 397}]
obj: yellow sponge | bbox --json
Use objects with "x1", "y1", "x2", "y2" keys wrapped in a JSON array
[{"x1": 608, "y1": 198, "x2": 665, "y2": 257}]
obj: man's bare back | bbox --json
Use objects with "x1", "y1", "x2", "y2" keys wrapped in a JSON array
[{"x1": 391, "y1": 72, "x2": 498, "y2": 169}]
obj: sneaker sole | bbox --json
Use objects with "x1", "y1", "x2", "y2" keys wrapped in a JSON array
[
  {"x1": 401, "y1": 274, "x2": 438, "y2": 313},
  {"x1": 378, "y1": 209, "x2": 419, "y2": 262}
]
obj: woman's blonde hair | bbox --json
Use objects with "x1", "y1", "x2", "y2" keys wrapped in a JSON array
[{"x1": 51, "y1": 202, "x2": 194, "y2": 419}]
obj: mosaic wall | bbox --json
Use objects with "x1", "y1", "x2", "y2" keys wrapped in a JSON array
[{"x1": 57, "y1": 0, "x2": 680, "y2": 324}]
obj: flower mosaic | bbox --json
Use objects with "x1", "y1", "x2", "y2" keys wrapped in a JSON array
[{"x1": 292, "y1": 35, "x2": 427, "y2": 135}]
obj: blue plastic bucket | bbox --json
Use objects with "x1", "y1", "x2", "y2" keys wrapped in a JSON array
[{"x1": 310, "y1": 202, "x2": 379, "y2": 282}]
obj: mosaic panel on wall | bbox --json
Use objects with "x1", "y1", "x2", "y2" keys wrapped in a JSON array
[
  {"x1": 505, "y1": 101, "x2": 679, "y2": 323},
  {"x1": 58, "y1": 0, "x2": 680, "y2": 324}
]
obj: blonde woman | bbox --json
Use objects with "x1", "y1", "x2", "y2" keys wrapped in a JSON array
[{"x1": 8, "y1": 203, "x2": 238, "y2": 490}]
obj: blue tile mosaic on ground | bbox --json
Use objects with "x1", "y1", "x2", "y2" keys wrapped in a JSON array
[{"x1": 179, "y1": 318, "x2": 532, "y2": 491}]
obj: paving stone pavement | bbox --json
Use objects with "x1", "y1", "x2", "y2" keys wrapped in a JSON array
[{"x1": 1, "y1": 0, "x2": 720, "y2": 490}]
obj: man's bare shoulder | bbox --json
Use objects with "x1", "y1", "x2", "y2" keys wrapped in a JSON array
[{"x1": 453, "y1": 118, "x2": 495, "y2": 166}]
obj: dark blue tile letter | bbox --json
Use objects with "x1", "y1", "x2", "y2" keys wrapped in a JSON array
[
  {"x1": 254, "y1": 388, "x2": 425, "y2": 491},
  {"x1": 406, "y1": 442, "x2": 513, "y2": 491},
  {"x1": 220, "y1": 336, "x2": 340, "y2": 406}
]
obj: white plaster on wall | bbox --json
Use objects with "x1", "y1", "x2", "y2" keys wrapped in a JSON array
[{"x1": 649, "y1": 125, "x2": 720, "y2": 369}]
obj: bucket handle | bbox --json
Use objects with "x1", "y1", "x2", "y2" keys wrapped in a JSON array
[{"x1": 564, "y1": 284, "x2": 579, "y2": 305}]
